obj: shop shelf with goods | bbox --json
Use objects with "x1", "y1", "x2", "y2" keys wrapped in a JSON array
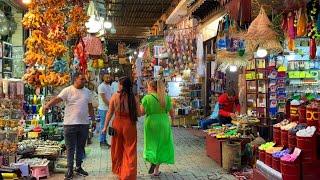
[
  {"x1": 245, "y1": 57, "x2": 270, "y2": 124},
  {"x1": 0, "y1": 42, "x2": 13, "y2": 78},
  {"x1": 0, "y1": 78, "x2": 25, "y2": 167}
]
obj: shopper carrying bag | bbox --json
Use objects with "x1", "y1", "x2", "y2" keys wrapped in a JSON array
[
  {"x1": 102, "y1": 77, "x2": 140, "y2": 180},
  {"x1": 140, "y1": 79, "x2": 175, "y2": 176}
]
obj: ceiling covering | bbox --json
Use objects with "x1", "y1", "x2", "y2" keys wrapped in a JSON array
[
  {"x1": 96, "y1": 0, "x2": 173, "y2": 39},
  {"x1": 190, "y1": 0, "x2": 233, "y2": 22},
  {"x1": 94, "y1": 0, "x2": 175, "y2": 53}
]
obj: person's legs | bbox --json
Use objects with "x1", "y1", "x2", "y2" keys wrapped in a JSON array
[
  {"x1": 64, "y1": 125, "x2": 77, "y2": 178},
  {"x1": 75, "y1": 124, "x2": 89, "y2": 176},
  {"x1": 111, "y1": 119, "x2": 124, "y2": 176},
  {"x1": 120, "y1": 120, "x2": 137, "y2": 179},
  {"x1": 98, "y1": 109, "x2": 107, "y2": 144},
  {"x1": 201, "y1": 118, "x2": 219, "y2": 129},
  {"x1": 153, "y1": 165, "x2": 161, "y2": 176},
  {"x1": 219, "y1": 116, "x2": 232, "y2": 125}
]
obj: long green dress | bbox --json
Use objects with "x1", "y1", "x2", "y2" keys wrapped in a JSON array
[{"x1": 141, "y1": 93, "x2": 175, "y2": 164}]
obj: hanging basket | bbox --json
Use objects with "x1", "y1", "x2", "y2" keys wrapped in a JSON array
[
  {"x1": 245, "y1": 7, "x2": 283, "y2": 53},
  {"x1": 216, "y1": 50, "x2": 250, "y2": 67}
]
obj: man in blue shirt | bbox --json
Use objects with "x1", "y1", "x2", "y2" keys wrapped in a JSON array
[{"x1": 199, "y1": 103, "x2": 219, "y2": 129}]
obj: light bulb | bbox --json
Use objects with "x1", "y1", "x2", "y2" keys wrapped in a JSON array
[
  {"x1": 138, "y1": 52, "x2": 144, "y2": 58},
  {"x1": 104, "y1": 21, "x2": 112, "y2": 29},
  {"x1": 256, "y1": 47, "x2": 268, "y2": 58},
  {"x1": 22, "y1": 0, "x2": 32, "y2": 4},
  {"x1": 110, "y1": 27, "x2": 116, "y2": 34},
  {"x1": 85, "y1": 16, "x2": 102, "y2": 33},
  {"x1": 229, "y1": 65, "x2": 237, "y2": 72}
]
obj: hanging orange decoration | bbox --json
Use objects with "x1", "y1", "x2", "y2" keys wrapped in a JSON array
[{"x1": 22, "y1": 0, "x2": 88, "y2": 87}]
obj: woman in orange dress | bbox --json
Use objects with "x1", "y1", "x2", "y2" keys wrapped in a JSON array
[{"x1": 102, "y1": 77, "x2": 139, "y2": 180}]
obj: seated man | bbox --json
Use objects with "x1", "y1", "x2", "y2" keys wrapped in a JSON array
[
  {"x1": 199, "y1": 103, "x2": 219, "y2": 130},
  {"x1": 218, "y1": 88, "x2": 240, "y2": 125}
]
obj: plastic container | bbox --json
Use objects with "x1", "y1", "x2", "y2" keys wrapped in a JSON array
[
  {"x1": 31, "y1": 165, "x2": 49, "y2": 180},
  {"x1": 296, "y1": 136, "x2": 317, "y2": 163},
  {"x1": 302, "y1": 162, "x2": 319, "y2": 180},
  {"x1": 273, "y1": 126, "x2": 281, "y2": 145},
  {"x1": 298, "y1": 105, "x2": 306, "y2": 123},
  {"x1": 288, "y1": 133, "x2": 296, "y2": 148},
  {"x1": 272, "y1": 157, "x2": 281, "y2": 172},
  {"x1": 306, "y1": 106, "x2": 319, "y2": 127},
  {"x1": 281, "y1": 129, "x2": 289, "y2": 147},
  {"x1": 290, "y1": 105, "x2": 300, "y2": 122},
  {"x1": 280, "y1": 159, "x2": 301, "y2": 180},
  {"x1": 265, "y1": 153, "x2": 272, "y2": 167},
  {"x1": 259, "y1": 150, "x2": 266, "y2": 163}
]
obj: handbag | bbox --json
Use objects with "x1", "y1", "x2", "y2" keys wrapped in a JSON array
[{"x1": 108, "y1": 127, "x2": 116, "y2": 136}]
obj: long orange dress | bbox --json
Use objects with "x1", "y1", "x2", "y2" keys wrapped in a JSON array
[{"x1": 110, "y1": 93, "x2": 137, "y2": 180}]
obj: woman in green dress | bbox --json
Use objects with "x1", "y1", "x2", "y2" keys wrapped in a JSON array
[{"x1": 140, "y1": 79, "x2": 175, "y2": 176}]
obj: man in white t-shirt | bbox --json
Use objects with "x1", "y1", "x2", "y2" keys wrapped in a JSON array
[
  {"x1": 43, "y1": 73, "x2": 94, "y2": 179},
  {"x1": 111, "y1": 76, "x2": 119, "y2": 94},
  {"x1": 98, "y1": 74, "x2": 113, "y2": 148}
]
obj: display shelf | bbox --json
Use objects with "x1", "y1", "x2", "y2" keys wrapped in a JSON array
[
  {"x1": 1, "y1": 41, "x2": 13, "y2": 78},
  {"x1": 245, "y1": 57, "x2": 269, "y2": 124}
]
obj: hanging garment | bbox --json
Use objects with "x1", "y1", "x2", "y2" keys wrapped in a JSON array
[{"x1": 83, "y1": 34, "x2": 103, "y2": 56}]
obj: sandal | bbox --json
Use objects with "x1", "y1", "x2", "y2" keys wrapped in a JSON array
[
  {"x1": 152, "y1": 172, "x2": 161, "y2": 177},
  {"x1": 148, "y1": 164, "x2": 156, "y2": 174}
]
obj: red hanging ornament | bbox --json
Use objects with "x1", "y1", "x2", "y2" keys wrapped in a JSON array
[
  {"x1": 309, "y1": 38, "x2": 317, "y2": 59},
  {"x1": 74, "y1": 38, "x2": 87, "y2": 73}
]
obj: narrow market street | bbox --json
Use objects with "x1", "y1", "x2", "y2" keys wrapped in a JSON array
[{"x1": 49, "y1": 120, "x2": 235, "y2": 180}]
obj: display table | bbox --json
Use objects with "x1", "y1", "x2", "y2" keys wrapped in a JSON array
[{"x1": 205, "y1": 134, "x2": 226, "y2": 166}]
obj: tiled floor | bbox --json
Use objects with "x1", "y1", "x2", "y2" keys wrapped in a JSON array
[{"x1": 49, "y1": 120, "x2": 235, "y2": 180}]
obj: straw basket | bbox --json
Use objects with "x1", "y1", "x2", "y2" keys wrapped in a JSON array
[{"x1": 245, "y1": 7, "x2": 283, "y2": 54}]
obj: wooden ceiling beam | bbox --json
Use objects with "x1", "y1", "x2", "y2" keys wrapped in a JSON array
[{"x1": 105, "y1": 1, "x2": 171, "y2": 6}]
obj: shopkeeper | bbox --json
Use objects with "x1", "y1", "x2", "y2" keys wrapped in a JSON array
[{"x1": 218, "y1": 88, "x2": 240, "y2": 125}]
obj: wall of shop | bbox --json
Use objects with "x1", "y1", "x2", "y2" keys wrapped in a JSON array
[{"x1": 12, "y1": 9, "x2": 23, "y2": 46}]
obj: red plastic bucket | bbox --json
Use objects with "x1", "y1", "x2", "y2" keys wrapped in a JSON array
[
  {"x1": 302, "y1": 162, "x2": 318, "y2": 180},
  {"x1": 273, "y1": 126, "x2": 281, "y2": 145},
  {"x1": 280, "y1": 159, "x2": 301, "y2": 180},
  {"x1": 290, "y1": 105, "x2": 300, "y2": 122},
  {"x1": 306, "y1": 107, "x2": 319, "y2": 127},
  {"x1": 265, "y1": 153, "x2": 272, "y2": 167},
  {"x1": 288, "y1": 133, "x2": 296, "y2": 148},
  {"x1": 296, "y1": 136, "x2": 317, "y2": 163},
  {"x1": 298, "y1": 106, "x2": 306, "y2": 123},
  {"x1": 259, "y1": 150, "x2": 265, "y2": 163},
  {"x1": 272, "y1": 157, "x2": 281, "y2": 172},
  {"x1": 281, "y1": 129, "x2": 289, "y2": 147}
]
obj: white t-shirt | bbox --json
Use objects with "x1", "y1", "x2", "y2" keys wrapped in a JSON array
[
  {"x1": 111, "y1": 81, "x2": 119, "y2": 94},
  {"x1": 98, "y1": 83, "x2": 113, "y2": 110},
  {"x1": 58, "y1": 85, "x2": 92, "y2": 125}
]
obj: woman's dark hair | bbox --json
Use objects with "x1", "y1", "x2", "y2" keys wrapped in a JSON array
[{"x1": 119, "y1": 77, "x2": 138, "y2": 122}]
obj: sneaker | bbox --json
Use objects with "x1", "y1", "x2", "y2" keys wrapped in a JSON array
[
  {"x1": 75, "y1": 167, "x2": 88, "y2": 177},
  {"x1": 64, "y1": 169, "x2": 73, "y2": 180}
]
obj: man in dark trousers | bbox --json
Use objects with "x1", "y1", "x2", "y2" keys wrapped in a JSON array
[
  {"x1": 218, "y1": 88, "x2": 240, "y2": 125},
  {"x1": 43, "y1": 72, "x2": 95, "y2": 179}
]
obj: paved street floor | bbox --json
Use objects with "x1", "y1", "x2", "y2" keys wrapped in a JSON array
[{"x1": 49, "y1": 121, "x2": 235, "y2": 180}]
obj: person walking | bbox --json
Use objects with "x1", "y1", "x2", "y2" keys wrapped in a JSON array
[
  {"x1": 140, "y1": 79, "x2": 175, "y2": 176},
  {"x1": 102, "y1": 77, "x2": 139, "y2": 180},
  {"x1": 43, "y1": 72, "x2": 94, "y2": 180},
  {"x1": 97, "y1": 74, "x2": 113, "y2": 147}
]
